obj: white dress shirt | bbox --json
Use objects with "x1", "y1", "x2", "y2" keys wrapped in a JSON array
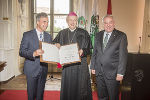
[
  {"x1": 36, "y1": 29, "x2": 44, "y2": 41},
  {"x1": 103, "y1": 31, "x2": 112, "y2": 43}
]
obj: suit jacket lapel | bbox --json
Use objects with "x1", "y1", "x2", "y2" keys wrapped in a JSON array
[
  {"x1": 32, "y1": 29, "x2": 39, "y2": 49},
  {"x1": 43, "y1": 32, "x2": 48, "y2": 42},
  {"x1": 97, "y1": 31, "x2": 104, "y2": 54},
  {"x1": 100, "y1": 32, "x2": 104, "y2": 52}
]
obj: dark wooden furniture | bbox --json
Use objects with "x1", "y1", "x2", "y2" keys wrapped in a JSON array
[{"x1": 121, "y1": 53, "x2": 150, "y2": 100}]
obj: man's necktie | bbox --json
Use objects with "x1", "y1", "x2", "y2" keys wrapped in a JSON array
[
  {"x1": 40, "y1": 33, "x2": 43, "y2": 41},
  {"x1": 103, "y1": 33, "x2": 109, "y2": 51}
]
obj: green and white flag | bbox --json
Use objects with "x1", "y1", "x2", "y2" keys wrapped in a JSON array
[
  {"x1": 90, "y1": 0, "x2": 99, "y2": 53},
  {"x1": 77, "y1": 0, "x2": 87, "y2": 29},
  {"x1": 78, "y1": 16, "x2": 86, "y2": 29}
]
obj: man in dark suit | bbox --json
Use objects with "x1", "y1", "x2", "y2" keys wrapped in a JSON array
[
  {"x1": 19, "y1": 12, "x2": 52, "y2": 100},
  {"x1": 90, "y1": 15, "x2": 128, "y2": 100}
]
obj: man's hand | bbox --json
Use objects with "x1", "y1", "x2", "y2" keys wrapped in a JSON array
[
  {"x1": 116, "y1": 74, "x2": 123, "y2": 81},
  {"x1": 79, "y1": 49, "x2": 83, "y2": 56},
  {"x1": 33, "y1": 49, "x2": 44, "y2": 57},
  {"x1": 91, "y1": 69, "x2": 95, "y2": 74},
  {"x1": 55, "y1": 43, "x2": 61, "y2": 49}
]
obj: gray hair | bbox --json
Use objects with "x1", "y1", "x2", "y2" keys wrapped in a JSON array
[
  {"x1": 36, "y1": 12, "x2": 48, "y2": 22},
  {"x1": 102, "y1": 14, "x2": 114, "y2": 23}
]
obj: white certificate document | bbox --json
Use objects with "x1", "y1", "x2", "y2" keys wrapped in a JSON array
[
  {"x1": 42, "y1": 42, "x2": 60, "y2": 63},
  {"x1": 40, "y1": 42, "x2": 81, "y2": 65}
]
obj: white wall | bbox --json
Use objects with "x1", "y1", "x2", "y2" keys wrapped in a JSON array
[
  {"x1": 0, "y1": 0, "x2": 32, "y2": 81},
  {"x1": 0, "y1": 0, "x2": 16, "y2": 81},
  {"x1": 141, "y1": 0, "x2": 150, "y2": 53},
  {"x1": 98, "y1": 0, "x2": 145, "y2": 52}
]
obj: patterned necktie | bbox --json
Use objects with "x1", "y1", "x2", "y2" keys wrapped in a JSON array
[
  {"x1": 40, "y1": 33, "x2": 43, "y2": 41},
  {"x1": 103, "y1": 33, "x2": 109, "y2": 51}
]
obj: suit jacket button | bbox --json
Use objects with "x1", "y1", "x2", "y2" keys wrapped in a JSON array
[{"x1": 101, "y1": 64, "x2": 103, "y2": 66}]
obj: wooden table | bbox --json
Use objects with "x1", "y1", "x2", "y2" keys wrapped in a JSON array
[{"x1": 0, "y1": 61, "x2": 6, "y2": 72}]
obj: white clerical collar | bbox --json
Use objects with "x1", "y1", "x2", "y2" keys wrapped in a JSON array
[{"x1": 69, "y1": 28, "x2": 76, "y2": 32}]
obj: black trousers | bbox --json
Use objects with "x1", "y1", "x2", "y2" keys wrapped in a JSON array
[
  {"x1": 96, "y1": 74, "x2": 120, "y2": 100},
  {"x1": 26, "y1": 69, "x2": 47, "y2": 100}
]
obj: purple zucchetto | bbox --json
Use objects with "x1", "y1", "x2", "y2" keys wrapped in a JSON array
[{"x1": 68, "y1": 12, "x2": 77, "y2": 16}]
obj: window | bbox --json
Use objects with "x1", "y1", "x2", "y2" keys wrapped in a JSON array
[{"x1": 33, "y1": 0, "x2": 70, "y2": 39}]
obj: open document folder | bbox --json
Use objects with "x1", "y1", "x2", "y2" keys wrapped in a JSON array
[{"x1": 40, "y1": 42, "x2": 81, "y2": 65}]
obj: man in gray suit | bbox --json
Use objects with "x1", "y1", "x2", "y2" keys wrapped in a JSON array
[
  {"x1": 19, "y1": 12, "x2": 52, "y2": 100},
  {"x1": 90, "y1": 15, "x2": 128, "y2": 100}
]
